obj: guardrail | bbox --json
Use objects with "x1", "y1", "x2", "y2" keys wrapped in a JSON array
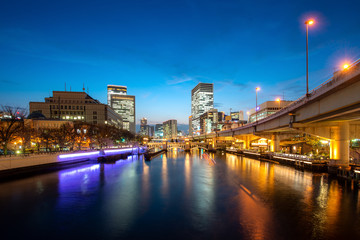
[{"x1": 217, "y1": 57, "x2": 360, "y2": 135}]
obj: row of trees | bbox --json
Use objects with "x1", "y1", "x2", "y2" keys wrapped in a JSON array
[{"x1": 0, "y1": 106, "x2": 135, "y2": 154}]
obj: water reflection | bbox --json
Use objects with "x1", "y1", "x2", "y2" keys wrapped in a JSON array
[{"x1": 0, "y1": 152, "x2": 359, "y2": 239}]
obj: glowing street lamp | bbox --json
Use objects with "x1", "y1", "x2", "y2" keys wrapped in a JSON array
[
  {"x1": 255, "y1": 87, "x2": 260, "y2": 122},
  {"x1": 305, "y1": 19, "x2": 315, "y2": 96},
  {"x1": 276, "y1": 98, "x2": 281, "y2": 110}
]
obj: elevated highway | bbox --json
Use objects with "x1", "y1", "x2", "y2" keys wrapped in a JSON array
[{"x1": 193, "y1": 59, "x2": 360, "y2": 167}]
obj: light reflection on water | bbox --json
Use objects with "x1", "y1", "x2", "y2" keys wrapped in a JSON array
[{"x1": 0, "y1": 151, "x2": 359, "y2": 239}]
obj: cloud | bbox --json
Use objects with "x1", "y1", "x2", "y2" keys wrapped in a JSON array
[
  {"x1": 0, "y1": 79, "x2": 17, "y2": 84},
  {"x1": 167, "y1": 74, "x2": 195, "y2": 85},
  {"x1": 214, "y1": 79, "x2": 247, "y2": 92},
  {"x1": 214, "y1": 102, "x2": 223, "y2": 108}
]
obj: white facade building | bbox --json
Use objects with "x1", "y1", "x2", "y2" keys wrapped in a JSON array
[{"x1": 191, "y1": 83, "x2": 213, "y2": 135}]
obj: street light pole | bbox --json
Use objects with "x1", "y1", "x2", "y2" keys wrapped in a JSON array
[
  {"x1": 255, "y1": 87, "x2": 260, "y2": 122},
  {"x1": 305, "y1": 19, "x2": 314, "y2": 96}
]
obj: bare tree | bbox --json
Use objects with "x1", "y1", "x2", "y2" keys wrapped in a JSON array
[
  {"x1": 18, "y1": 120, "x2": 35, "y2": 154},
  {"x1": 0, "y1": 106, "x2": 27, "y2": 155}
]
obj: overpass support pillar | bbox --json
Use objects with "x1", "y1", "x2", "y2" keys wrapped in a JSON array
[
  {"x1": 270, "y1": 134, "x2": 280, "y2": 152},
  {"x1": 185, "y1": 142, "x2": 190, "y2": 152},
  {"x1": 330, "y1": 122, "x2": 350, "y2": 167},
  {"x1": 243, "y1": 136, "x2": 250, "y2": 150}
]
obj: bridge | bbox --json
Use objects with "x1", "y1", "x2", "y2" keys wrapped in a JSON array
[
  {"x1": 193, "y1": 59, "x2": 360, "y2": 168},
  {"x1": 147, "y1": 142, "x2": 210, "y2": 151}
]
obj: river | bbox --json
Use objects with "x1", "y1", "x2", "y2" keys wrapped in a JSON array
[{"x1": 0, "y1": 149, "x2": 359, "y2": 239}]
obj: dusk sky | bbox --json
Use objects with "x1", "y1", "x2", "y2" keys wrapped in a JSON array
[{"x1": 1, "y1": 0, "x2": 360, "y2": 124}]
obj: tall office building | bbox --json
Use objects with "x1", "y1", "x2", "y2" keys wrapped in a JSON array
[
  {"x1": 107, "y1": 85, "x2": 136, "y2": 133},
  {"x1": 155, "y1": 124, "x2": 163, "y2": 138},
  {"x1": 191, "y1": 83, "x2": 213, "y2": 135},
  {"x1": 163, "y1": 119, "x2": 177, "y2": 139}
]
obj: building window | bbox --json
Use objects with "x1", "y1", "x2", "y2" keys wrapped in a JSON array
[
  {"x1": 93, "y1": 111, "x2": 97, "y2": 115},
  {"x1": 65, "y1": 106, "x2": 67, "y2": 109},
  {"x1": 93, "y1": 121, "x2": 97, "y2": 124},
  {"x1": 76, "y1": 106, "x2": 79, "y2": 110},
  {"x1": 93, "y1": 116, "x2": 97, "y2": 119}
]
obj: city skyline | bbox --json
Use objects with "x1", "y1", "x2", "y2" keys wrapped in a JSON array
[{"x1": 1, "y1": 1, "x2": 360, "y2": 124}]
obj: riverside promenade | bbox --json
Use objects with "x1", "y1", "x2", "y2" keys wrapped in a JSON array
[{"x1": 0, "y1": 147, "x2": 144, "y2": 178}]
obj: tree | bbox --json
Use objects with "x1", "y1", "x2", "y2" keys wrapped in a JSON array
[
  {"x1": 52, "y1": 123, "x2": 73, "y2": 151},
  {"x1": 18, "y1": 120, "x2": 35, "y2": 153},
  {"x1": 38, "y1": 128, "x2": 54, "y2": 152},
  {"x1": 0, "y1": 106, "x2": 26, "y2": 155}
]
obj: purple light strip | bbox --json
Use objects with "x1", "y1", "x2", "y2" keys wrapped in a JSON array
[
  {"x1": 58, "y1": 151, "x2": 99, "y2": 159},
  {"x1": 58, "y1": 147, "x2": 142, "y2": 159}
]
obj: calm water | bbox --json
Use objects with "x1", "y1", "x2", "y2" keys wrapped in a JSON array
[{"x1": 1, "y1": 150, "x2": 360, "y2": 240}]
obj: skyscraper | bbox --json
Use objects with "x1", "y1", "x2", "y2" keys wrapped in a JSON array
[
  {"x1": 163, "y1": 119, "x2": 177, "y2": 139},
  {"x1": 107, "y1": 85, "x2": 136, "y2": 133},
  {"x1": 191, "y1": 83, "x2": 213, "y2": 135}
]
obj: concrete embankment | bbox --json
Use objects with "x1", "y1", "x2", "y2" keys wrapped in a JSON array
[
  {"x1": 223, "y1": 149, "x2": 360, "y2": 185},
  {"x1": 224, "y1": 149, "x2": 328, "y2": 172},
  {"x1": 0, "y1": 147, "x2": 143, "y2": 180}
]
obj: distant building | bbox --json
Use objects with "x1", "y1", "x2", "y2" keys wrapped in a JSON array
[
  {"x1": 148, "y1": 125, "x2": 154, "y2": 137},
  {"x1": 155, "y1": 124, "x2": 163, "y2": 138},
  {"x1": 163, "y1": 119, "x2": 177, "y2": 139},
  {"x1": 29, "y1": 91, "x2": 123, "y2": 128},
  {"x1": 248, "y1": 100, "x2": 293, "y2": 123},
  {"x1": 140, "y1": 117, "x2": 148, "y2": 135},
  {"x1": 230, "y1": 111, "x2": 244, "y2": 121},
  {"x1": 191, "y1": 83, "x2": 214, "y2": 135},
  {"x1": 200, "y1": 109, "x2": 224, "y2": 134},
  {"x1": 188, "y1": 116, "x2": 192, "y2": 136},
  {"x1": 107, "y1": 85, "x2": 136, "y2": 133}
]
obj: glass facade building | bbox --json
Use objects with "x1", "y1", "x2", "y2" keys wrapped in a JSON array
[
  {"x1": 107, "y1": 85, "x2": 135, "y2": 133},
  {"x1": 191, "y1": 83, "x2": 213, "y2": 135},
  {"x1": 155, "y1": 124, "x2": 163, "y2": 138},
  {"x1": 163, "y1": 119, "x2": 177, "y2": 139}
]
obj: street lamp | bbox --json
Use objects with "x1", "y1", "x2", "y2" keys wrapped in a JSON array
[
  {"x1": 255, "y1": 87, "x2": 260, "y2": 122},
  {"x1": 276, "y1": 98, "x2": 281, "y2": 110},
  {"x1": 305, "y1": 19, "x2": 314, "y2": 96}
]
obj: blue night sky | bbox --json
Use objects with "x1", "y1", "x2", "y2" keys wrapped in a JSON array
[{"x1": 1, "y1": 0, "x2": 360, "y2": 124}]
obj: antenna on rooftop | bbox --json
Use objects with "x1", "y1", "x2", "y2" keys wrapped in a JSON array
[
  {"x1": 70, "y1": 86, "x2": 72, "y2": 92},
  {"x1": 83, "y1": 83, "x2": 85, "y2": 92},
  {"x1": 65, "y1": 83, "x2": 66, "y2": 92}
]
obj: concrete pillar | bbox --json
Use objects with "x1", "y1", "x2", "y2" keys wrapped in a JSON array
[
  {"x1": 185, "y1": 142, "x2": 190, "y2": 151},
  {"x1": 243, "y1": 135, "x2": 250, "y2": 150},
  {"x1": 330, "y1": 122, "x2": 349, "y2": 166},
  {"x1": 270, "y1": 134, "x2": 280, "y2": 152}
]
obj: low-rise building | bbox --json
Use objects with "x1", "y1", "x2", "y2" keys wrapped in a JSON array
[
  {"x1": 248, "y1": 100, "x2": 293, "y2": 123},
  {"x1": 29, "y1": 91, "x2": 123, "y2": 128},
  {"x1": 200, "y1": 109, "x2": 224, "y2": 134}
]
